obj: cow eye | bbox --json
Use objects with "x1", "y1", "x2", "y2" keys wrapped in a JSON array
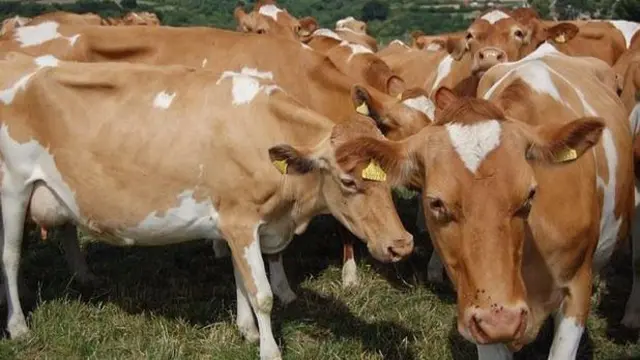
[
  {"x1": 465, "y1": 32, "x2": 474, "y2": 41},
  {"x1": 516, "y1": 186, "x2": 537, "y2": 217},
  {"x1": 514, "y1": 29, "x2": 525, "y2": 39},
  {"x1": 426, "y1": 196, "x2": 452, "y2": 222},
  {"x1": 339, "y1": 175, "x2": 358, "y2": 191}
]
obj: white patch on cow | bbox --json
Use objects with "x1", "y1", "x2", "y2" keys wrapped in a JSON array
[
  {"x1": 123, "y1": 190, "x2": 222, "y2": 244},
  {"x1": 476, "y1": 344, "x2": 512, "y2": 360},
  {"x1": 426, "y1": 42, "x2": 442, "y2": 52},
  {"x1": 0, "y1": 124, "x2": 80, "y2": 218},
  {"x1": 445, "y1": 120, "x2": 502, "y2": 173},
  {"x1": 481, "y1": 10, "x2": 511, "y2": 25},
  {"x1": 301, "y1": 43, "x2": 313, "y2": 50},
  {"x1": 153, "y1": 91, "x2": 176, "y2": 109},
  {"x1": 512, "y1": 62, "x2": 565, "y2": 104},
  {"x1": 336, "y1": 16, "x2": 356, "y2": 29},
  {"x1": 594, "y1": 128, "x2": 622, "y2": 268},
  {"x1": 245, "y1": 222, "x2": 272, "y2": 309},
  {"x1": 403, "y1": 96, "x2": 435, "y2": 121},
  {"x1": 258, "y1": 4, "x2": 283, "y2": 21},
  {"x1": 0, "y1": 54, "x2": 60, "y2": 105},
  {"x1": 608, "y1": 20, "x2": 640, "y2": 48},
  {"x1": 201, "y1": 58, "x2": 208, "y2": 68},
  {"x1": 390, "y1": 39, "x2": 410, "y2": 48},
  {"x1": 216, "y1": 67, "x2": 280, "y2": 106},
  {"x1": 15, "y1": 21, "x2": 79, "y2": 48},
  {"x1": 548, "y1": 314, "x2": 584, "y2": 360},
  {"x1": 431, "y1": 55, "x2": 454, "y2": 92},
  {"x1": 312, "y1": 28, "x2": 343, "y2": 41},
  {"x1": 341, "y1": 258, "x2": 358, "y2": 287},
  {"x1": 341, "y1": 41, "x2": 373, "y2": 61}
]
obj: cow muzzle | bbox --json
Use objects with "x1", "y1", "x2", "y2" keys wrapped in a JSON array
[
  {"x1": 370, "y1": 232, "x2": 414, "y2": 263},
  {"x1": 461, "y1": 302, "x2": 528, "y2": 345},
  {"x1": 473, "y1": 47, "x2": 507, "y2": 75}
]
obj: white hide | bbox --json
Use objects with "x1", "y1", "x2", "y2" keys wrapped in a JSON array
[
  {"x1": 445, "y1": 120, "x2": 502, "y2": 174},
  {"x1": 607, "y1": 20, "x2": 640, "y2": 48},
  {"x1": 15, "y1": 21, "x2": 79, "y2": 47},
  {"x1": 336, "y1": 16, "x2": 356, "y2": 29},
  {"x1": 216, "y1": 67, "x2": 281, "y2": 106},
  {"x1": 548, "y1": 315, "x2": 584, "y2": 360},
  {"x1": 403, "y1": 96, "x2": 435, "y2": 121},
  {"x1": 431, "y1": 55, "x2": 454, "y2": 92},
  {"x1": 481, "y1": 10, "x2": 511, "y2": 25},
  {"x1": 312, "y1": 28, "x2": 343, "y2": 41},
  {"x1": 153, "y1": 91, "x2": 176, "y2": 109},
  {"x1": 0, "y1": 54, "x2": 60, "y2": 105},
  {"x1": 258, "y1": 4, "x2": 283, "y2": 21},
  {"x1": 340, "y1": 41, "x2": 373, "y2": 61}
]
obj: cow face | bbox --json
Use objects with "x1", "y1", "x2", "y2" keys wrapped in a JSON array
[
  {"x1": 334, "y1": 88, "x2": 604, "y2": 349},
  {"x1": 234, "y1": 1, "x2": 317, "y2": 41},
  {"x1": 268, "y1": 116, "x2": 414, "y2": 263}
]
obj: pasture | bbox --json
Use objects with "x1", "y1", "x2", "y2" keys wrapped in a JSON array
[{"x1": 0, "y1": 194, "x2": 638, "y2": 360}]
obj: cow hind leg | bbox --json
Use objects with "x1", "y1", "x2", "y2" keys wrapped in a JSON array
[
  {"x1": 225, "y1": 223, "x2": 281, "y2": 360},
  {"x1": 59, "y1": 223, "x2": 99, "y2": 286},
  {"x1": 233, "y1": 264, "x2": 260, "y2": 343},
  {"x1": 1, "y1": 175, "x2": 33, "y2": 339},
  {"x1": 622, "y1": 180, "x2": 640, "y2": 328},
  {"x1": 476, "y1": 344, "x2": 512, "y2": 360},
  {"x1": 338, "y1": 225, "x2": 358, "y2": 288},
  {"x1": 267, "y1": 253, "x2": 297, "y2": 305},
  {"x1": 212, "y1": 238, "x2": 231, "y2": 258}
]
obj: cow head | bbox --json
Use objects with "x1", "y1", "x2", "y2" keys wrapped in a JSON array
[
  {"x1": 268, "y1": 116, "x2": 414, "y2": 263},
  {"x1": 350, "y1": 85, "x2": 435, "y2": 140},
  {"x1": 336, "y1": 16, "x2": 367, "y2": 34},
  {"x1": 1, "y1": 15, "x2": 31, "y2": 36},
  {"x1": 447, "y1": 8, "x2": 578, "y2": 75},
  {"x1": 333, "y1": 87, "x2": 604, "y2": 348},
  {"x1": 121, "y1": 12, "x2": 161, "y2": 26},
  {"x1": 234, "y1": 0, "x2": 317, "y2": 41}
]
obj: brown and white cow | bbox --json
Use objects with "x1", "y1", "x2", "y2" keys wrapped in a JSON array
[
  {"x1": 334, "y1": 16, "x2": 378, "y2": 52},
  {"x1": 234, "y1": 0, "x2": 316, "y2": 41},
  {"x1": 0, "y1": 24, "x2": 434, "y2": 296},
  {"x1": 0, "y1": 53, "x2": 414, "y2": 360},
  {"x1": 333, "y1": 43, "x2": 634, "y2": 358}
]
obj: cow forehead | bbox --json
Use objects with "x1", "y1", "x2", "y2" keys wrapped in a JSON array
[
  {"x1": 445, "y1": 120, "x2": 502, "y2": 174},
  {"x1": 480, "y1": 10, "x2": 511, "y2": 25},
  {"x1": 258, "y1": 4, "x2": 283, "y2": 21}
]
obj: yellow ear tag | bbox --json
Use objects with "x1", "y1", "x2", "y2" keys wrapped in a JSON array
[
  {"x1": 356, "y1": 102, "x2": 370, "y2": 116},
  {"x1": 361, "y1": 160, "x2": 387, "y2": 182},
  {"x1": 298, "y1": 29, "x2": 310, "y2": 37},
  {"x1": 554, "y1": 147, "x2": 578, "y2": 163},
  {"x1": 272, "y1": 159, "x2": 288, "y2": 174},
  {"x1": 396, "y1": 92, "x2": 403, "y2": 100},
  {"x1": 555, "y1": 33, "x2": 566, "y2": 44}
]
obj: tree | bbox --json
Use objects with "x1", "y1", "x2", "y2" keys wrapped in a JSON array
[
  {"x1": 121, "y1": 0, "x2": 138, "y2": 9},
  {"x1": 362, "y1": 0, "x2": 389, "y2": 22},
  {"x1": 529, "y1": 0, "x2": 552, "y2": 19},
  {"x1": 614, "y1": 0, "x2": 640, "y2": 21}
]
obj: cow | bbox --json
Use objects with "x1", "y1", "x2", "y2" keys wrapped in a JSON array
[
  {"x1": 233, "y1": 0, "x2": 316, "y2": 41},
  {"x1": 103, "y1": 11, "x2": 161, "y2": 26},
  {"x1": 615, "y1": 53, "x2": 640, "y2": 328},
  {"x1": 0, "y1": 23, "x2": 434, "y2": 302},
  {"x1": 0, "y1": 52, "x2": 414, "y2": 360},
  {"x1": 333, "y1": 43, "x2": 634, "y2": 359},
  {"x1": 0, "y1": 16, "x2": 30, "y2": 36},
  {"x1": 334, "y1": 16, "x2": 378, "y2": 52},
  {"x1": 410, "y1": 30, "x2": 465, "y2": 51}
]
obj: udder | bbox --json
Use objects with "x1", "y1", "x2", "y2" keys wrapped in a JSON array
[{"x1": 29, "y1": 182, "x2": 72, "y2": 234}]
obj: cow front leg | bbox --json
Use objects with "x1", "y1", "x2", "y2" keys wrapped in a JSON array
[
  {"x1": 1, "y1": 175, "x2": 32, "y2": 339},
  {"x1": 548, "y1": 265, "x2": 591, "y2": 360},
  {"x1": 476, "y1": 344, "x2": 512, "y2": 360},
  {"x1": 622, "y1": 179, "x2": 640, "y2": 328},
  {"x1": 267, "y1": 253, "x2": 297, "y2": 305},
  {"x1": 225, "y1": 223, "x2": 281, "y2": 360},
  {"x1": 233, "y1": 262, "x2": 260, "y2": 343},
  {"x1": 337, "y1": 224, "x2": 358, "y2": 288}
]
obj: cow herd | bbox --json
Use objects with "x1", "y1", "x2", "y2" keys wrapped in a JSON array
[{"x1": 0, "y1": 1, "x2": 638, "y2": 359}]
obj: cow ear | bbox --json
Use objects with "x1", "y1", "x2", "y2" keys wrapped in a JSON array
[
  {"x1": 411, "y1": 30, "x2": 426, "y2": 48},
  {"x1": 433, "y1": 86, "x2": 458, "y2": 112},
  {"x1": 351, "y1": 85, "x2": 393, "y2": 133},
  {"x1": 446, "y1": 36, "x2": 467, "y2": 60},
  {"x1": 234, "y1": 2, "x2": 251, "y2": 32},
  {"x1": 546, "y1": 23, "x2": 579, "y2": 44},
  {"x1": 268, "y1": 144, "x2": 320, "y2": 175},
  {"x1": 386, "y1": 76, "x2": 406, "y2": 97},
  {"x1": 525, "y1": 117, "x2": 604, "y2": 164},
  {"x1": 298, "y1": 16, "x2": 318, "y2": 37}
]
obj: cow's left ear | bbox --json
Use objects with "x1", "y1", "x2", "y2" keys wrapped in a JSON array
[
  {"x1": 268, "y1": 144, "x2": 320, "y2": 175},
  {"x1": 351, "y1": 85, "x2": 387, "y2": 128},
  {"x1": 546, "y1": 23, "x2": 579, "y2": 44},
  {"x1": 524, "y1": 117, "x2": 605, "y2": 164}
]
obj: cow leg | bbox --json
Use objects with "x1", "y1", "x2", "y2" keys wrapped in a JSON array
[
  {"x1": 59, "y1": 223, "x2": 99, "y2": 285},
  {"x1": 225, "y1": 224, "x2": 280, "y2": 360},
  {"x1": 1, "y1": 176, "x2": 32, "y2": 339},
  {"x1": 233, "y1": 263, "x2": 260, "y2": 343},
  {"x1": 417, "y1": 200, "x2": 444, "y2": 283},
  {"x1": 212, "y1": 238, "x2": 231, "y2": 258},
  {"x1": 476, "y1": 344, "x2": 512, "y2": 360},
  {"x1": 338, "y1": 224, "x2": 358, "y2": 287},
  {"x1": 622, "y1": 179, "x2": 640, "y2": 328},
  {"x1": 548, "y1": 266, "x2": 591, "y2": 360},
  {"x1": 267, "y1": 253, "x2": 297, "y2": 305}
]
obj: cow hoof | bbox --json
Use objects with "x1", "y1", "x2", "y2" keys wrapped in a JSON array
[
  {"x1": 341, "y1": 259, "x2": 359, "y2": 288},
  {"x1": 239, "y1": 325, "x2": 260, "y2": 343},
  {"x1": 8, "y1": 321, "x2": 30, "y2": 340},
  {"x1": 622, "y1": 308, "x2": 640, "y2": 329},
  {"x1": 274, "y1": 287, "x2": 297, "y2": 305}
]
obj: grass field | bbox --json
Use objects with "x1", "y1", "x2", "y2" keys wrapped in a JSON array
[{"x1": 0, "y1": 196, "x2": 639, "y2": 359}]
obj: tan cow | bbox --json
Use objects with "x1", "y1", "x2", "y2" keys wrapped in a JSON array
[
  {"x1": 0, "y1": 16, "x2": 31, "y2": 36},
  {"x1": 0, "y1": 53, "x2": 413, "y2": 360},
  {"x1": 234, "y1": 0, "x2": 316, "y2": 41},
  {"x1": 410, "y1": 30, "x2": 465, "y2": 51},
  {"x1": 333, "y1": 43, "x2": 634, "y2": 359},
  {"x1": 0, "y1": 23, "x2": 434, "y2": 298},
  {"x1": 103, "y1": 11, "x2": 161, "y2": 26},
  {"x1": 334, "y1": 16, "x2": 378, "y2": 52}
]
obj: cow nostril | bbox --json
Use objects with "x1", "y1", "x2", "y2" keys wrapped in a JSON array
[
  {"x1": 497, "y1": 53, "x2": 505, "y2": 61},
  {"x1": 479, "y1": 52, "x2": 485, "y2": 60}
]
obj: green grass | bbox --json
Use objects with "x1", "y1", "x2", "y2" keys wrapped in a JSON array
[{"x1": 0, "y1": 196, "x2": 639, "y2": 359}]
